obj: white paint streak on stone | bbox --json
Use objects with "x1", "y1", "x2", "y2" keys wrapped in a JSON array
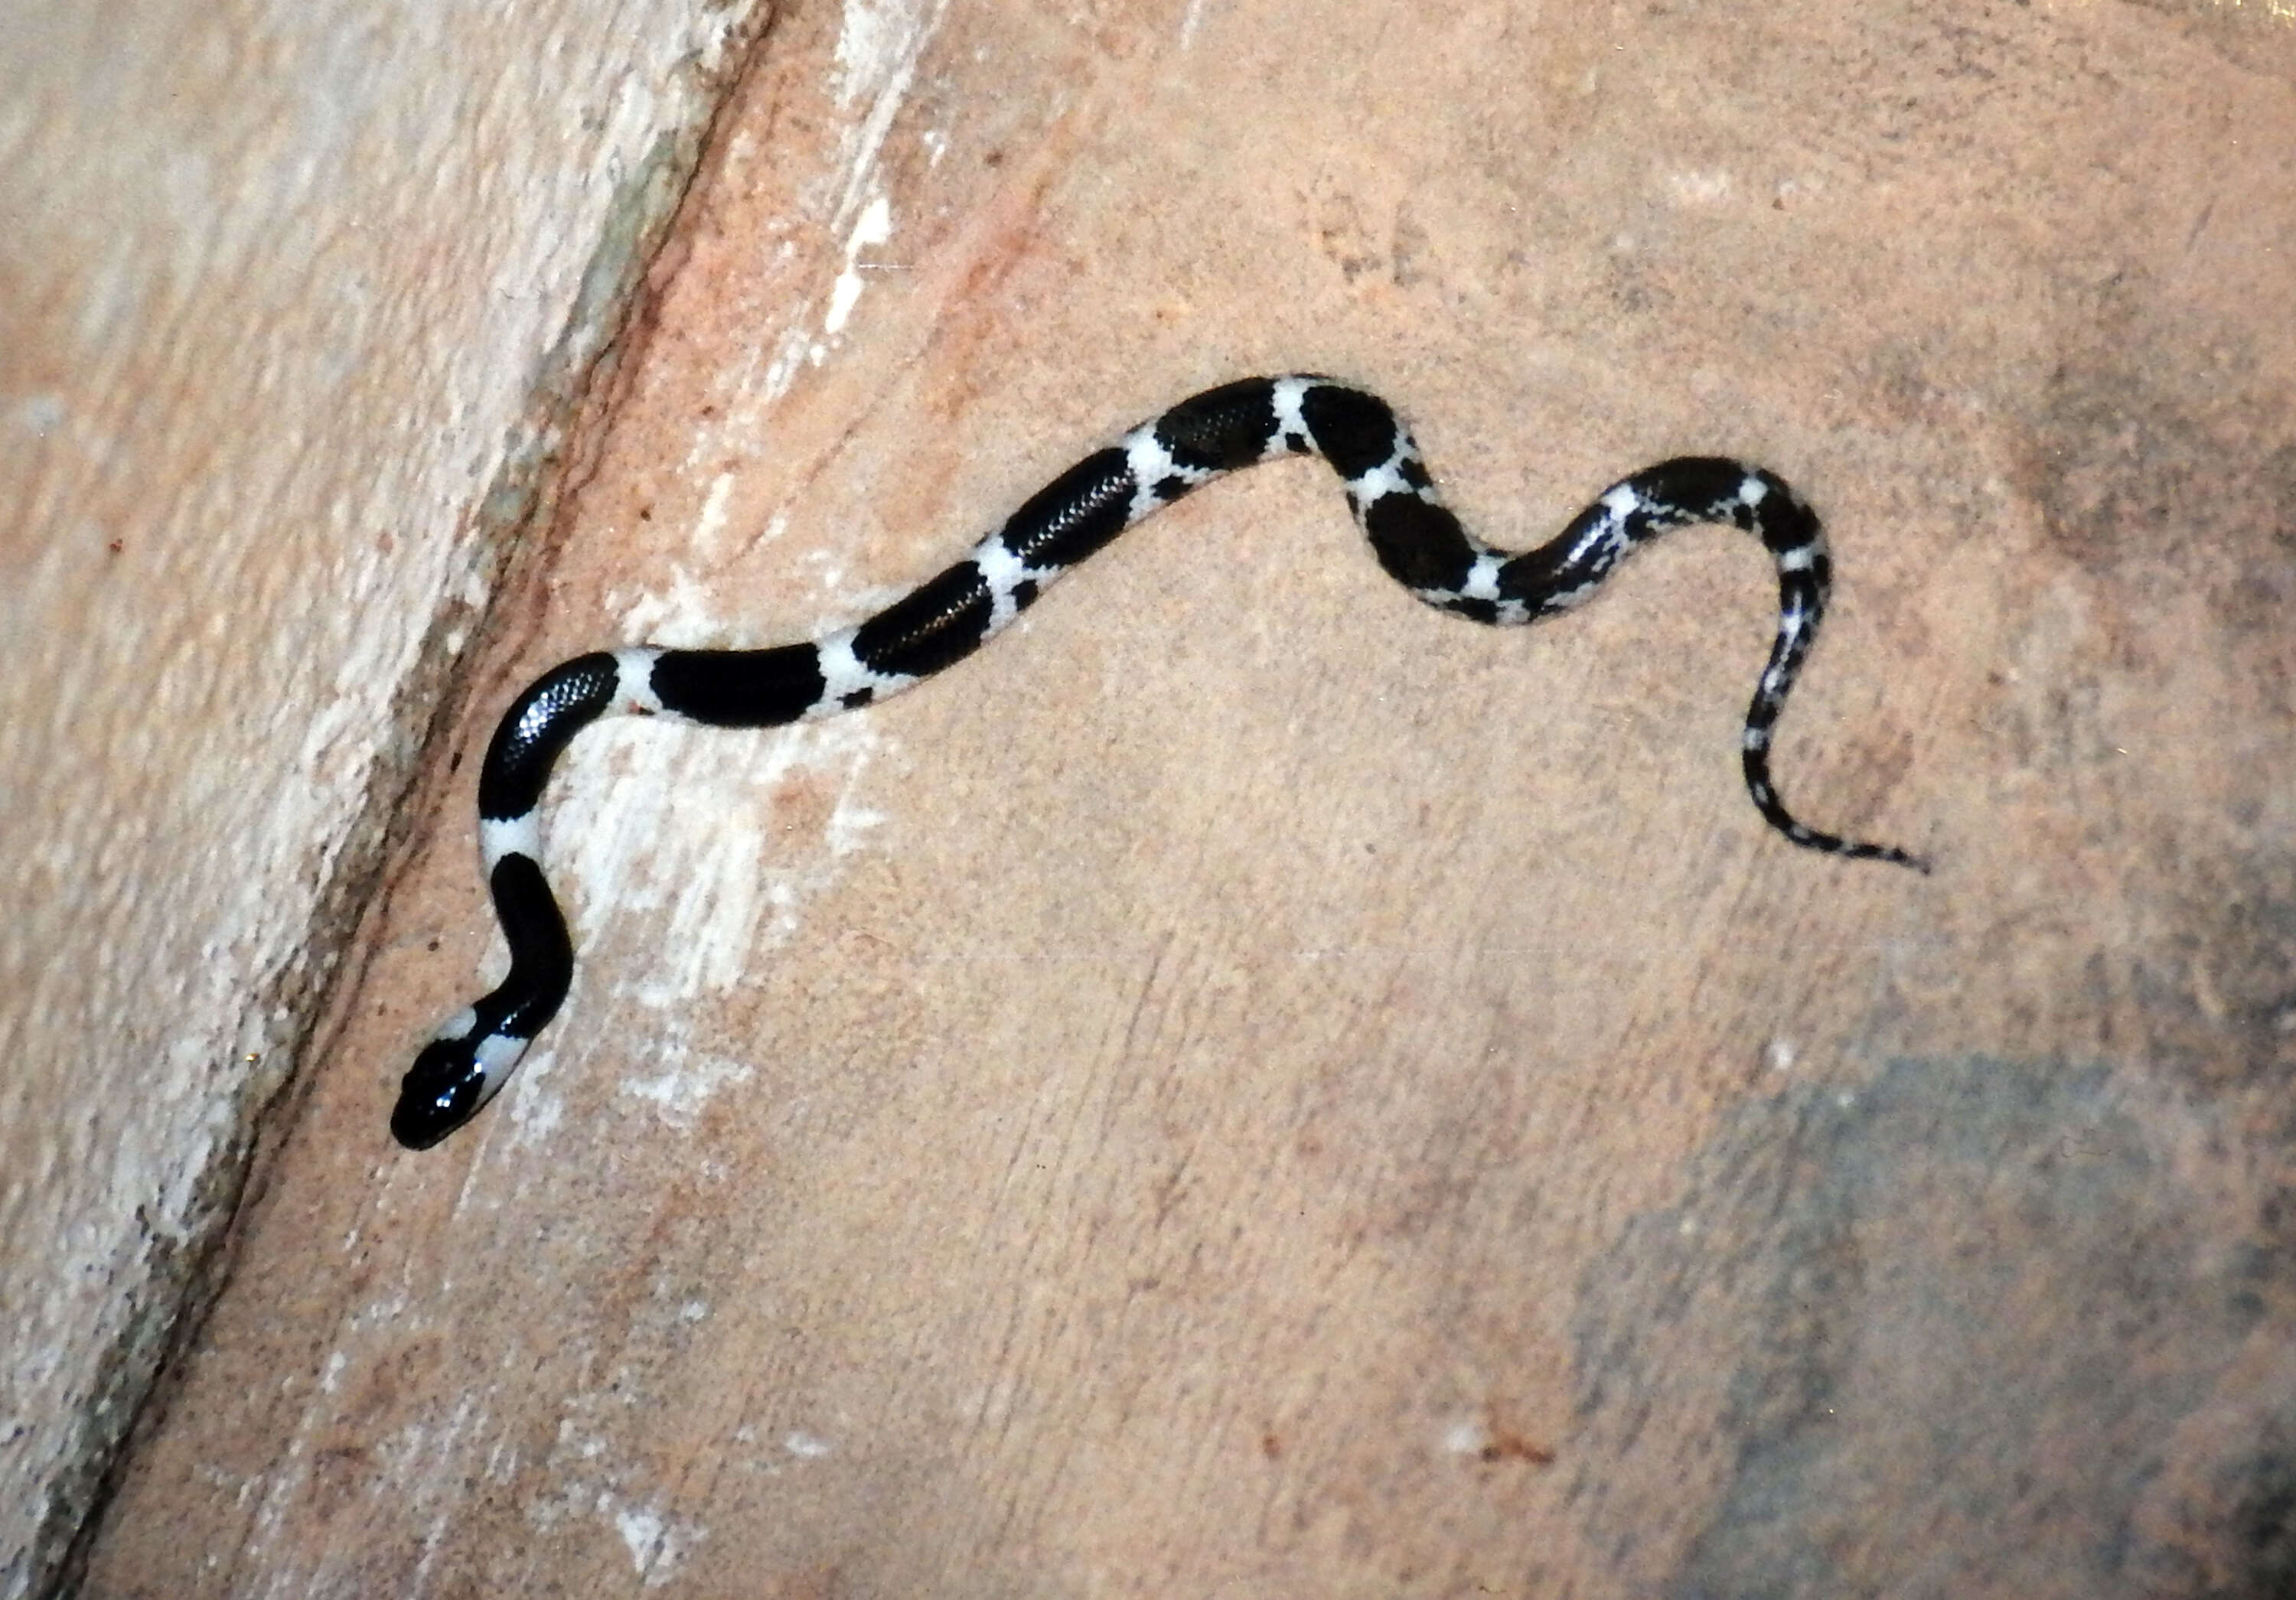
[
  {"x1": 618, "y1": 1048, "x2": 758, "y2": 1132},
  {"x1": 552, "y1": 714, "x2": 889, "y2": 1006},
  {"x1": 615, "y1": 1503, "x2": 665, "y2": 1570},
  {"x1": 833, "y1": 2, "x2": 944, "y2": 208},
  {"x1": 693, "y1": 470, "x2": 738, "y2": 558},
  {"x1": 823, "y1": 191, "x2": 894, "y2": 336},
  {"x1": 563, "y1": 543, "x2": 896, "y2": 1145},
  {"x1": 612, "y1": 1494, "x2": 706, "y2": 1588},
  {"x1": 610, "y1": 566, "x2": 731, "y2": 650},
  {"x1": 673, "y1": 2, "x2": 950, "y2": 572},
  {"x1": 823, "y1": 0, "x2": 951, "y2": 298}
]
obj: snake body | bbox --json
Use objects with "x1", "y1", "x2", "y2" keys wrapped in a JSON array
[{"x1": 393, "y1": 375, "x2": 1923, "y2": 1150}]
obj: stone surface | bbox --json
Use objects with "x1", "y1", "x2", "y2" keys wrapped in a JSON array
[
  {"x1": 70, "y1": 0, "x2": 2296, "y2": 1595},
  {"x1": 0, "y1": 1, "x2": 768, "y2": 1594}
]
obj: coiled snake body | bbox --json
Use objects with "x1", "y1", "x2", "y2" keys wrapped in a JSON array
[{"x1": 394, "y1": 376, "x2": 1923, "y2": 1150}]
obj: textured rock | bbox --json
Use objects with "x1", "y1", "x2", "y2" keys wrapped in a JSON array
[{"x1": 62, "y1": 1, "x2": 2296, "y2": 1595}]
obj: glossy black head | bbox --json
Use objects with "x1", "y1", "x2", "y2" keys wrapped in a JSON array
[{"x1": 392, "y1": 1035, "x2": 495, "y2": 1150}]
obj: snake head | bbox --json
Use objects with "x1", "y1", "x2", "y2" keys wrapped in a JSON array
[{"x1": 392, "y1": 1012, "x2": 527, "y2": 1150}]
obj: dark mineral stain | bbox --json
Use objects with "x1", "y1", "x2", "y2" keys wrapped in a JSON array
[
  {"x1": 1570, "y1": 1055, "x2": 2293, "y2": 1600},
  {"x1": 2016, "y1": 287, "x2": 2296, "y2": 653}
]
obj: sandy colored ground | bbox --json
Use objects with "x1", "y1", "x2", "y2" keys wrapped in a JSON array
[{"x1": 72, "y1": 1, "x2": 2296, "y2": 1595}]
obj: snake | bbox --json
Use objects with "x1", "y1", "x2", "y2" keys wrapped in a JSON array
[{"x1": 392, "y1": 375, "x2": 1926, "y2": 1150}]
